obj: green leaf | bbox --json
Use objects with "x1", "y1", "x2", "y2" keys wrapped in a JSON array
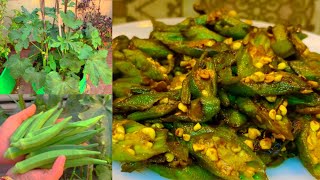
[
  {"x1": 4, "y1": 54, "x2": 32, "y2": 78},
  {"x1": 91, "y1": 29, "x2": 102, "y2": 49},
  {"x1": 14, "y1": 39, "x2": 29, "y2": 52},
  {"x1": 44, "y1": 71, "x2": 80, "y2": 94},
  {"x1": 84, "y1": 50, "x2": 112, "y2": 86},
  {"x1": 60, "y1": 10, "x2": 82, "y2": 29},
  {"x1": 85, "y1": 24, "x2": 102, "y2": 48},
  {"x1": 78, "y1": 44, "x2": 93, "y2": 60},
  {"x1": 60, "y1": 53, "x2": 84, "y2": 73},
  {"x1": 48, "y1": 54, "x2": 57, "y2": 71},
  {"x1": 22, "y1": 67, "x2": 46, "y2": 90}
]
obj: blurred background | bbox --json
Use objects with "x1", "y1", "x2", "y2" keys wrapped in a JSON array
[{"x1": 113, "y1": 0, "x2": 320, "y2": 34}]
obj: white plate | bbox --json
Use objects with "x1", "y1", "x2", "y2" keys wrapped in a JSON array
[{"x1": 113, "y1": 18, "x2": 319, "y2": 180}]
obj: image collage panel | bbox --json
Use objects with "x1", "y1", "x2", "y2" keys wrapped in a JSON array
[
  {"x1": 0, "y1": 0, "x2": 112, "y2": 180},
  {"x1": 2, "y1": 0, "x2": 320, "y2": 179},
  {"x1": 112, "y1": 0, "x2": 320, "y2": 180}
]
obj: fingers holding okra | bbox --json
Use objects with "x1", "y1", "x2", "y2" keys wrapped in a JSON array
[{"x1": 5, "y1": 103, "x2": 107, "y2": 174}]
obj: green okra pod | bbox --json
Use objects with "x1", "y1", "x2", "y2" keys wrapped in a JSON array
[
  {"x1": 42, "y1": 108, "x2": 63, "y2": 128},
  {"x1": 11, "y1": 116, "x2": 72, "y2": 150},
  {"x1": 10, "y1": 112, "x2": 43, "y2": 143},
  {"x1": 26, "y1": 143, "x2": 99, "y2": 158},
  {"x1": 55, "y1": 128, "x2": 104, "y2": 145},
  {"x1": 12, "y1": 149, "x2": 101, "y2": 174},
  {"x1": 40, "y1": 157, "x2": 109, "y2": 169},
  {"x1": 25, "y1": 104, "x2": 59, "y2": 136}
]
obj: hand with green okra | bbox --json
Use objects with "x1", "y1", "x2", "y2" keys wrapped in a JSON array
[{"x1": 0, "y1": 104, "x2": 66, "y2": 180}]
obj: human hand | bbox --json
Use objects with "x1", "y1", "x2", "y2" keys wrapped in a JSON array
[{"x1": 0, "y1": 104, "x2": 36, "y2": 164}]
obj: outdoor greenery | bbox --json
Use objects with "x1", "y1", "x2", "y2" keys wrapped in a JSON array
[{"x1": 4, "y1": 0, "x2": 111, "y2": 94}]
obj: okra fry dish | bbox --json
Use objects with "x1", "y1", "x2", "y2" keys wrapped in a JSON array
[{"x1": 112, "y1": 9, "x2": 320, "y2": 179}]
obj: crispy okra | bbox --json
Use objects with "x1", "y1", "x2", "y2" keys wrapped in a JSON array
[{"x1": 112, "y1": 8, "x2": 320, "y2": 180}]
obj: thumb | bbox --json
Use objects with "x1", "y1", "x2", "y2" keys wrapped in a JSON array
[
  {"x1": 0, "y1": 104, "x2": 36, "y2": 137},
  {"x1": 49, "y1": 155, "x2": 66, "y2": 179}
]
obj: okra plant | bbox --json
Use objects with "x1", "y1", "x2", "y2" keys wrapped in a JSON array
[
  {"x1": 0, "y1": 0, "x2": 10, "y2": 71},
  {"x1": 4, "y1": 0, "x2": 111, "y2": 94}
]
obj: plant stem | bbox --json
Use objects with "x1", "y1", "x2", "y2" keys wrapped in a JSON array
[
  {"x1": 63, "y1": 0, "x2": 68, "y2": 34},
  {"x1": 75, "y1": 0, "x2": 78, "y2": 19},
  {"x1": 56, "y1": 0, "x2": 62, "y2": 37},
  {"x1": 17, "y1": 94, "x2": 26, "y2": 110}
]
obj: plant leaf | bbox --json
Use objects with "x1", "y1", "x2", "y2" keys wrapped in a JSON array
[
  {"x1": 4, "y1": 54, "x2": 32, "y2": 78},
  {"x1": 22, "y1": 67, "x2": 46, "y2": 90},
  {"x1": 84, "y1": 50, "x2": 112, "y2": 86},
  {"x1": 60, "y1": 10, "x2": 82, "y2": 29},
  {"x1": 60, "y1": 53, "x2": 84, "y2": 73},
  {"x1": 44, "y1": 71, "x2": 80, "y2": 94},
  {"x1": 78, "y1": 44, "x2": 93, "y2": 60}
]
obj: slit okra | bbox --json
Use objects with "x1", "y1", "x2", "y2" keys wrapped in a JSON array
[{"x1": 112, "y1": 8, "x2": 320, "y2": 180}]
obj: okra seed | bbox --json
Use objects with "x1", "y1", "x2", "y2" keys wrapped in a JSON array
[
  {"x1": 141, "y1": 127, "x2": 156, "y2": 140},
  {"x1": 277, "y1": 62, "x2": 287, "y2": 70},
  {"x1": 116, "y1": 125, "x2": 125, "y2": 134},
  {"x1": 127, "y1": 148, "x2": 136, "y2": 156},
  {"x1": 165, "y1": 152, "x2": 175, "y2": 162},
  {"x1": 193, "y1": 143, "x2": 205, "y2": 152},
  {"x1": 268, "y1": 109, "x2": 277, "y2": 120},
  {"x1": 261, "y1": 56, "x2": 272, "y2": 63},
  {"x1": 231, "y1": 42, "x2": 242, "y2": 50},
  {"x1": 279, "y1": 105, "x2": 287, "y2": 116},
  {"x1": 264, "y1": 74, "x2": 275, "y2": 83},
  {"x1": 159, "y1": 98, "x2": 169, "y2": 104},
  {"x1": 244, "y1": 167, "x2": 256, "y2": 177},
  {"x1": 275, "y1": 115, "x2": 282, "y2": 121},
  {"x1": 145, "y1": 141, "x2": 153, "y2": 148},
  {"x1": 310, "y1": 121, "x2": 320, "y2": 132},
  {"x1": 248, "y1": 128, "x2": 261, "y2": 140},
  {"x1": 282, "y1": 100, "x2": 288, "y2": 107},
  {"x1": 193, "y1": 123, "x2": 202, "y2": 131},
  {"x1": 228, "y1": 10, "x2": 237, "y2": 17},
  {"x1": 300, "y1": 89, "x2": 313, "y2": 94},
  {"x1": 183, "y1": 134, "x2": 191, "y2": 141},
  {"x1": 259, "y1": 138, "x2": 272, "y2": 150},
  {"x1": 274, "y1": 74, "x2": 283, "y2": 82},
  {"x1": 178, "y1": 103, "x2": 188, "y2": 113},
  {"x1": 199, "y1": 69, "x2": 211, "y2": 79},
  {"x1": 316, "y1": 114, "x2": 320, "y2": 119},
  {"x1": 231, "y1": 145, "x2": 242, "y2": 153},
  {"x1": 205, "y1": 148, "x2": 218, "y2": 161},
  {"x1": 244, "y1": 140, "x2": 254, "y2": 150},
  {"x1": 254, "y1": 62, "x2": 264, "y2": 69},
  {"x1": 205, "y1": 40, "x2": 215, "y2": 47},
  {"x1": 224, "y1": 38, "x2": 233, "y2": 45},
  {"x1": 159, "y1": 66, "x2": 167, "y2": 74},
  {"x1": 265, "y1": 96, "x2": 277, "y2": 102},
  {"x1": 308, "y1": 80, "x2": 319, "y2": 88},
  {"x1": 175, "y1": 128, "x2": 184, "y2": 137},
  {"x1": 201, "y1": 90, "x2": 209, "y2": 97},
  {"x1": 167, "y1": 54, "x2": 173, "y2": 60},
  {"x1": 113, "y1": 133, "x2": 125, "y2": 141}
]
